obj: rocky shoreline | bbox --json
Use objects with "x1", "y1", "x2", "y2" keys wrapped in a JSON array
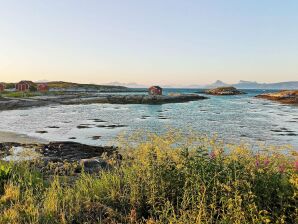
[
  {"x1": 0, "y1": 141, "x2": 120, "y2": 174},
  {"x1": 0, "y1": 94, "x2": 207, "y2": 111},
  {"x1": 0, "y1": 141, "x2": 117, "y2": 161},
  {"x1": 255, "y1": 90, "x2": 298, "y2": 105}
]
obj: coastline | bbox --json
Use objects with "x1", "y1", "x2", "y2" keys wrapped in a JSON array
[{"x1": 0, "y1": 131, "x2": 48, "y2": 144}]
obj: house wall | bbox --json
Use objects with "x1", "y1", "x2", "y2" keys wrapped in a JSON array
[
  {"x1": 16, "y1": 83, "x2": 30, "y2": 91},
  {"x1": 38, "y1": 85, "x2": 48, "y2": 92},
  {"x1": 0, "y1": 84, "x2": 4, "y2": 92},
  {"x1": 149, "y1": 87, "x2": 162, "y2": 95}
]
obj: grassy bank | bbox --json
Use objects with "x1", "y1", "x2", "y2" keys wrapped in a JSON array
[
  {"x1": 0, "y1": 133, "x2": 297, "y2": 223},
  {"x1": 0, "y1": 92, "x2": 41, "y2": 98},
  {"x1": 0, "y1": 91, "x2": 68, "y2": 98}
]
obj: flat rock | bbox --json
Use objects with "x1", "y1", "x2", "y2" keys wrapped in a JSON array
[
  {"x1": 96, "y1": 124, "x2": 127, "y2": 129},
  {"x1": 0, "y1": 141, "x2": 118, "y2": 163},
  {"x1": 40, "y1": 141, "x2": 118, "y2": 162},
  {"x1": 36, "y1": 130, "x2": 48, "y2": 134},
  {"x1": 91, "y1": 136, "x2": 101, "y2": 140},
  {"x1": 47, "y1": 126, "x2": 60, "y2": 129},
  {"x1": 65, "y1": 94, "x2": 208, "y2": 105},
  {"x1": 0, "y1": 98, "x2": 49, "y2": 110},
  {"x1": 0, "y1": 93, "x2": 208, "y2": 111},
  {"x1": 77, "y1": 125, "x2": 92, "y2": 129}
]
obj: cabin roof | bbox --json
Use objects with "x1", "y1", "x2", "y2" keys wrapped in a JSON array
[
  {"x1": 149, "y1": 86, "x2": 162, "y2": 90},
  {"x1": 17, "y1": 80, "x2": 34, "y2": 85}
]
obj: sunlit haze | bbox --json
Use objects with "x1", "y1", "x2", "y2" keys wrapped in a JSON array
[{"x1": 0, "y1": 0, "x2": 297, "y2": 86}]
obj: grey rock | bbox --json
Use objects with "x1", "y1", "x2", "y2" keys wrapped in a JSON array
[{"x1": 80, "y1": 158, "x2": 111, "y2": 173}]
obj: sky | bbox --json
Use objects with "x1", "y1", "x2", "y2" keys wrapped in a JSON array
[{"x1": 0, "y1": 0, "x2": 297, "y2": 86}]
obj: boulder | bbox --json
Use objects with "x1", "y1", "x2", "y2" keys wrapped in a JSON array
[{"x1": 80, "y1": 158, "x2": 111, "y2": 173}]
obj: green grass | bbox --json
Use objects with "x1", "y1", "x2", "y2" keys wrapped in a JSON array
[
  {"x1": 0, "y1": 91, "x2": 69, "y2": 98},
  {"x1": 0, "y1": 132, "x2": 297, "y2": 223},
  {"x1": 46, "y1": 81, "x2": 128, "y2": 90},
  {"x1": 0, "y1": 91, "x2": 41, "y2": 98}
]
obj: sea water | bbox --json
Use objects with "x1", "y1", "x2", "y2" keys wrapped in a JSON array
[{"x1": 0, "y1": 89, "x2": 297, "y2": 149}]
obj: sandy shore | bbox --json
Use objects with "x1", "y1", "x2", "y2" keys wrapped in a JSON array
[{"x1": 0, "y1": 131, "x2": 48, "y2": 144}]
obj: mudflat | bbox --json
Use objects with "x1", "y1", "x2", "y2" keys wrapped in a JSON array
[{"x1": 0, "y1": 131, "x2": 47, "y2": 144}]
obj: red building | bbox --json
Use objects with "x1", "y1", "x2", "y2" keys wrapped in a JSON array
[
  {"x1": 149, "y1": 86, "x2": 163, "y2": 95},
  {"x1": 37, "y1": 83, "x2": 49, "y2": 92},
  {"x1": 0, "y1": 83, "x2": 5, "y2": 92},
  {"x1": 15, "y1": 81, "x2": 34, "y2": 92}
]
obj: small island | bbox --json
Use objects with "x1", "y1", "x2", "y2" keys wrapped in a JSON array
[
  {"x1": 256, "y1": 90, "x2": 298, "y2": 105},
  {"x1": 205, "y1": 86, "x2": 245, "y2": 95}
]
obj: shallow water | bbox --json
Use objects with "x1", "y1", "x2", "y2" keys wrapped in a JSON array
[{"x1": 0, "y1": 89, "x2": 297, "y2": 149}]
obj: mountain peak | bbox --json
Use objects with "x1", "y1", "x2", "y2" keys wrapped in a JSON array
[
  {"x1": 214, "y1": 80, "x2": 226, "y2": 85},
  {"x1": 207, "y1": 80, "x2": 228, "y2": 88}
]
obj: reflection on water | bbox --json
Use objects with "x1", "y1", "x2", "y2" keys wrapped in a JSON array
[{"x1": 0, "y1": 89, "x2": 297, "y2": 149}]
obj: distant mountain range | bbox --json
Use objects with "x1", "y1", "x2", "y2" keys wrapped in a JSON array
[
  {"x1": 103, "y1": 82, "x2": 147, "y2": 88},
  {"x1": 5, "y1": 80, "x2": 296, "y2": 90},
  {"x1": 205, "y1": 80, "x2": 298, "y2": 90},
  {"x1": 103, "y1": 80, "x2": 298, "y2": 90}
]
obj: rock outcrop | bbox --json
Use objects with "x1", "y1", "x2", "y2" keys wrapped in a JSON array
[
  {"x1": 256, "y1": 90, "x2": 298, "y2": 105},
  {"x1": 40, "y1": 142, "x2": 118, "y2": 162},
  {"x1": 0, "y1": 94, "x2": 208, "y2": 111},
  {"x1": 61, "y1": 94, "x2": 207, "y2": 105},
  {"x1": 0, "y1": 98, "x2": 49, "y2": 110},
  {"x1": 0, "y1": 141, "x2": 120, "y2": 175},
  {"x1": 0, "y1": 141, "x2": 118, "y2": 162},
  {"x1": 205, "y1": 87, "x2": 245, "y2": 95}
]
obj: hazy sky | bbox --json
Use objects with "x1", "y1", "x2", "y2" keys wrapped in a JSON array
[{"x1": 0, "y1": 0, "x2": 297, "y2": 85}]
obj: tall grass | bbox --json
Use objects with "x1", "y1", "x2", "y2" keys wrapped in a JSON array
[{"x1": 0, "y1": 132, "x2": 297, "y2": 223}]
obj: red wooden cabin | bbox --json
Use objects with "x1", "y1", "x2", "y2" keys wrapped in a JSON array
[
  {"x1": 149, "y1": 86, "x2": 163, "y2": 95},
  {"x1": 15, "y1": 81, "x2": 34, "y2": 92},
  {"x1": 0, "y1": 83, "x2": 5, "y2": 92},
  {"x1": 37, "y1": 83, "x2": 49, "y2": 92}
]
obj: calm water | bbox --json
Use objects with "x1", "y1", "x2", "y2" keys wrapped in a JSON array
[{"x1": 0, "y1": 89, "x2": 297, "y2": 149}]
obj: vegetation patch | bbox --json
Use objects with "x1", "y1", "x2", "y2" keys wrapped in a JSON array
[
  {"x1": 0, "y1": 132, "x2": 297, "y2": 223},
  {"x1": 0, "y1": 92, "x2": 41, "y2": 98},
  {"x1": 46, "y1": 81, "x2": 128, "y2": 90}
]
